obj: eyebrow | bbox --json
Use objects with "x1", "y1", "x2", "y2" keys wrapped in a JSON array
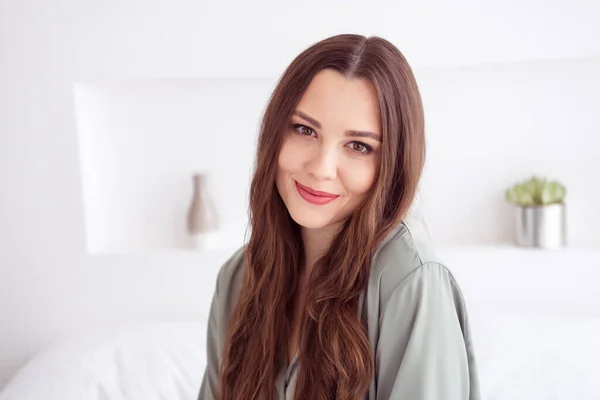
[{"x1": 292, "y1": 110, "x2": 382, "y2": 142}]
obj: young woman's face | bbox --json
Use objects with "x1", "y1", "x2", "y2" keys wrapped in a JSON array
[{"x1": 276, "y1": 68, "x2": 382, "y2": 230}]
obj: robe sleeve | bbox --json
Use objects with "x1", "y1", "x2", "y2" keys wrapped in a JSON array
[
  {"x1": 198, "y1": 249, "x2": 244, "y2": 400},
  {"x1": 375, "y1": 262, "x2": 480, "y2": 400}
]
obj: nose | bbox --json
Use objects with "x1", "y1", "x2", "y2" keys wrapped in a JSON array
[{"x1": 305, "y1": 145, "x2": 337, "y2": 181}]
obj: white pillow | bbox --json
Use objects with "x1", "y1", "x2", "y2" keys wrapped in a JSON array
[
  {"x1": 2, "y1": 315, "x2": 600, "y2": 400},
  {"x1": 471, "y1": 313, "x2": 600, "y2": 400},
  {"x1": 0, "y1": 321, "x2": 207, "y2": 400}
]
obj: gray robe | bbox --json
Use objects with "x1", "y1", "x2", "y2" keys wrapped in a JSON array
[{"x1": 198, "y1": 222, "x2": 481, "y2": 399}]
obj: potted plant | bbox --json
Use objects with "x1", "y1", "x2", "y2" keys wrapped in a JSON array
[{"x1": 505, "y1": 176, "x2": 567, "y2": 249}]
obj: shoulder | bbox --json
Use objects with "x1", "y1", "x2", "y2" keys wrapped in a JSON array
[
  {"x1": 213, "y1": 245, "x2": 246, "y2": 310},
  {"x1": 368, "y1": 222, "x2": 474, "y2": 333},
  {"x1": 369, "y1": 221, "x2": 451, "y2": 305}
]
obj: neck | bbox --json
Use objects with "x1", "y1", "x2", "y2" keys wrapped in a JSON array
[{"x1": 300, "y1": 221, "x2": 343, "y2": 274}]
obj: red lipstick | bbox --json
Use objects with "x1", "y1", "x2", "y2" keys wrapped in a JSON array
[{"x1": 295, "y1": 181, "x2": 339, "y2": 205}]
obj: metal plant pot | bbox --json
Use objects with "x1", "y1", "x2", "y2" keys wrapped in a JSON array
[{"x1": 514, "y1": 203, "x2": 567, "y2": 249}]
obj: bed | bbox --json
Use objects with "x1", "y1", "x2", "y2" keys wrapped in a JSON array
[{"x1": 1, "y1": 312, "x2": 600, "y2": 400}]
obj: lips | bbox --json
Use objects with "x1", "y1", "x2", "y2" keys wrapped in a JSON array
[{"x1": 295, "y1": 181, "x2": 339, "y2": 205}]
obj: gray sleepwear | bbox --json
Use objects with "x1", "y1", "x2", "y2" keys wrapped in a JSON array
[{"x1": 199, "y1": 222, "x2": 480, "y2": 400}]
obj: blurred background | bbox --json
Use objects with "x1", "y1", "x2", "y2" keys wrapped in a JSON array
[{"x1": 1, "y1": 0, "x2": 600, "y2": 398}]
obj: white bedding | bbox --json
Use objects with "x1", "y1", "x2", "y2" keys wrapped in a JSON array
[
  {"x1": 470, "y1": 313, "x2": 600, "y2": 400},
  {"x1": 0, "y1": 322, "x2": 207, "y2": 400},
  {"x1": 1, "y1": 315, "x2": 600, "y2": 400}
]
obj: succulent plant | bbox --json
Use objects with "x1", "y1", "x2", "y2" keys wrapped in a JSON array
[{"x1": 505, "y1": 176, "x2": 566, "y2": 206}]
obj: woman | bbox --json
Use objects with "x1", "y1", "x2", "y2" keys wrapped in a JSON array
[{"x1": 199, "y1": 34, "x2": 480, "y2": 400}]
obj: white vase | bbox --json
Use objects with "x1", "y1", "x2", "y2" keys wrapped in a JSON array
[{"x1": 186, "y1": 173, "x2": 219, "y2": 250}]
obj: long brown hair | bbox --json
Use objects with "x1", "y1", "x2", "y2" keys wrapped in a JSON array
[{"x1": 218, "y1": 34, "x2": 425, "y2": 400}]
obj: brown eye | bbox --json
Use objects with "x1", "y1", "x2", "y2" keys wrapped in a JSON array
[
  {"x1": 347, "y1": 141, "x2": 373, "y2": 154},
  {"x1": 300, "y1": 126, "x2": 312, "y2": 136},
  {"x1": 292, "y1": 124, "x2": 315, "y2": 137},
  {"x1": 352, "y1": 143, "x2": 366, "y2": 152}
]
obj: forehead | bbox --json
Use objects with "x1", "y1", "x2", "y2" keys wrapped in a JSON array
[{"x1": 295, "y1": 68, "x2": 381, "y2": 134}]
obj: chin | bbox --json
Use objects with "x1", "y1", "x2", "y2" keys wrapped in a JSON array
[{"x1": 287, "y1": 207, "x2": 335, "y2": 230}]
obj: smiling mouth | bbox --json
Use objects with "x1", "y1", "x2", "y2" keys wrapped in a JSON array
[{"x1": 295, "y1": 181, "x2": 339, "y2": 205}]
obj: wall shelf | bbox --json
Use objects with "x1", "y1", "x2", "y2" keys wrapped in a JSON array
[{"x1": 73, "y1": 57, "x2": 600, "y2": 256}]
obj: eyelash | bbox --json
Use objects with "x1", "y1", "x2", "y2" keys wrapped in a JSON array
[{"x1": 290, "y1": 123, "x2": 374, "y2": 155}]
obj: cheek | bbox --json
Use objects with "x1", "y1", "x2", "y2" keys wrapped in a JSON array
[
  {"x1": 341, "y1": 160, "x2": 378, "y2": 196},
  {"x1": 277, "y1": 136, "x2": 306, "y2": 174}
]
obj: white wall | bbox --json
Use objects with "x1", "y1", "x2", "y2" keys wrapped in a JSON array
[
  {"x1": 2, "y1": 0, "x2": 600, "y2": 390},
  {"x1": 416, "y1": 58, "x2": 600, "y2": 247},
  {"x1": 73, "y1": 79, "x2": 271, "y2": 253},
  {"x1": 73, "y1": 58, "x2": 600, "y2": 254}
]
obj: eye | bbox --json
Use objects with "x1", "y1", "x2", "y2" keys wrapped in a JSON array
[
  {"x1": 291, "y1": 123, "x2": 316, "y2": 137},
  {"x1": 348, "y1": 141, "x2": 373, "y2": 154}
]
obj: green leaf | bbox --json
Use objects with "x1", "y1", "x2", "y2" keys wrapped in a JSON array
[{"x1": 506, "y1": 176, "x2": 566, "y2": 206}]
